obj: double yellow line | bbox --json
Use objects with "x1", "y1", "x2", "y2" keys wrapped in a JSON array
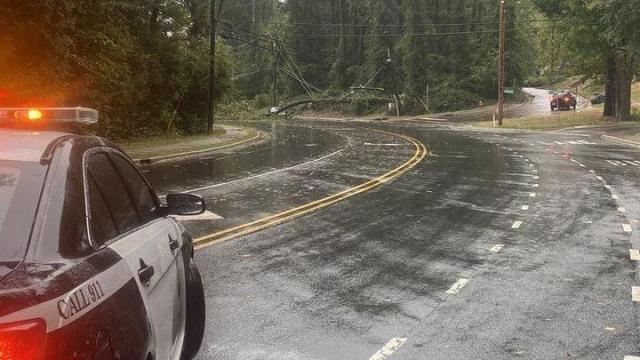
[{"x1": 194, "y1": 129, "x2": 428, "y2": 250}]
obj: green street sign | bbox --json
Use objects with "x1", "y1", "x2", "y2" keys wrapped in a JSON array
[{"x1": 504, "y1": 88, "x2": 515, "y2": 95}]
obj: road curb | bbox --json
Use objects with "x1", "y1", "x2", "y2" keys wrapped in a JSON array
[
  {"x1": 132, "y1": 130, "x2": 262, "y2": 165},
  {"x1": 601, "y1": 135, "x2": 640, "y2": 149}
]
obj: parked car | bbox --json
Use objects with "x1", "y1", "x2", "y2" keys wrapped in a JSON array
[
  {"x1": 0, "y1": 107, "x2": 206, "y2": 360},
  {"x1": 591, "y1": 93, "x2": 606, "y2": 105}
]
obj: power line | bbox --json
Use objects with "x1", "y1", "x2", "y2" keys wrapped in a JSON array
[{"x1": 232, "y1": 17, "x2": 585, "y2": 28}]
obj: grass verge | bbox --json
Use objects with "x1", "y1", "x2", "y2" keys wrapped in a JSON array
[
  {"x1": 120, "y1": 126, "x2": 258, "y2": 159},
  {"x1": 472, "y1": 109, "x2": 608, "y2": 130}
]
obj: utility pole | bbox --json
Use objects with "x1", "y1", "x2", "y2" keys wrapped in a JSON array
[
  {"x1": 251, "y1": 0, "x2": 256, "y2": 23},
  {"x1": 272, "y1": 41, "x2": 278, "y2": 109},
  {"x1": 207, "y1": 0, "x2": 224, "y2": 134},
  {"x1": 207, "y1": 0, "x2": 217, "y2": 135},
  {"x1": 497, "y1": 0, "x2": 506, "y2": 126}
]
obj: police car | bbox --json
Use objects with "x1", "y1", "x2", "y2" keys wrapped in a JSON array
[{"x1": 0, "y1": 108, "x2": 206, "y2": 359}]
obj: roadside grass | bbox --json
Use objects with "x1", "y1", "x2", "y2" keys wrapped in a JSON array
[
  {"x1": 119, "y1": 126, "x2": 257, "y2": 157},
  {"x1": 472, "y1": 109, "x2": 608, "y2": 130},
  {"x1": 122, "y1": 133, "x2": 217, "y2": 151}
]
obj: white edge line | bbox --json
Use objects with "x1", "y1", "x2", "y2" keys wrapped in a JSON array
[
  {"x1": 160, "y1": 149, "x2": 345, "y2": 197},
  {"x1": 445, "y1": 278, "x2": 469, "y2": 295},
  {"x1": 369, "y1": 338, "x2": 408, "y2": 360}
]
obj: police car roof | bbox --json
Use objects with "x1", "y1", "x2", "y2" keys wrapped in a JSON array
[{"x1": 0, "y1": 128, "x2": 73, "y2": 162}]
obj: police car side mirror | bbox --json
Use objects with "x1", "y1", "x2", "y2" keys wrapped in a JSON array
[{"x1": 166, "y1": 194, "x2": 206, "y2": 216}]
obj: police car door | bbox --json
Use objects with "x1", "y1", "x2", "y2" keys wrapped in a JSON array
[{"x1": 85, "y1": 151, "x2": 185, "y2": 360}]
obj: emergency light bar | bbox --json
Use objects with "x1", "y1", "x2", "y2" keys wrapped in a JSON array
[{"x1": 0, "y1": 107, "x2": 99, "y2": 125}]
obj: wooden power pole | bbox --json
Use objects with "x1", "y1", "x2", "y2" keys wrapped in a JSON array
[
  {"x1": 207, "y1": 0, "x2": 224, "y2": 134},
  {"x1": 497, "y1": 0, "x2": 506, "y2": 126},
  {"x1": 272, "y1": 41, "x2": 278, "y2": 109}
]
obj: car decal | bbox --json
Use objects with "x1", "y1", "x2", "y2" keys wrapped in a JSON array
[
  {"x1": 0, "y1": 259, "x2": 133, "y2": 333},
  {"x1": 0, "y1": 248, "x2": 122, "y2": 317}
]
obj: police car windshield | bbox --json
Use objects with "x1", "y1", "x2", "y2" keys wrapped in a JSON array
[{"x1": 0, "y1": 161, "x2": 45, "y2": 271}]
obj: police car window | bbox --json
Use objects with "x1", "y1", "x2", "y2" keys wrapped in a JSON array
[
  {"x1": 0, "y1": 161, "x2": 45, "y2": 269},
  {"x1": 0, "y1": 167, "x2": 20, "y2": 234},
  {"x1": 109, "y1": 154, "x2": 159, "y2": 223},
  {"x1": 87, "y1": 153, "x2": 141, "y2": 239},
  {"x1": 87, "y1": 175, "x2": 119, "y2": 246}
]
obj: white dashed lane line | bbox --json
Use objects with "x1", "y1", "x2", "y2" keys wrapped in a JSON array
[
  {"x1": 624, "y1": 356, "x2": 640, "y2": 360},
  {"x1": 490, "y1": 244, "x2": 505, "y2": 253},
  {"x1": 619, "y1": 207, "x2": 626, "y2": 214},
  {"x1": 512, "y1": 221, "x2": 524, "y2": 229},
  {"x1": 629, "y1": 249, "x2": 640, "y2": 261},
  {"x1": 570, "y1": 159, "x2": 586, "y2": 167},
  {"x1": 632, "y1": 287, "x2": 640, "y2": 302},
  {"x1": 529, "y1": 193, "x2": 537, "y2": 198},
  {"x1": 623, "y1": 224, "x2": 633, "y2": 235},
  {"x1": 446, "y1": 278, "x2": 469, "y2": 295},
  {"x1": 521, "y1": 205, "x2": 530, "y2": 211},
  {"x1": 369, "y1": 338, "x2": 408, "y2": 360}
]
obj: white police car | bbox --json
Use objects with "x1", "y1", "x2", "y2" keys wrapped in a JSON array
[{"x1": 0, "y1": 108, "x2": 205, "y2": 359}]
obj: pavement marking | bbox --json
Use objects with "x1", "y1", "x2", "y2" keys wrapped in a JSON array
[
  {"x1": 171, "y1": 211, "x2": 223, "y2": 222},
  {"x1": 607, "y1": 159, "x2": 639, "y2": 167},
  {"x1": 529, "y1": 164, "x2": 535, "y2": 167},
  {"x1": 589, "y1": 170, "x2": 595, "y2": 173},
  {"x1": 570, "y1": 159, "x2": 586, "y2": 168},
  {"x1": 530, "y1": 193, "x2": 537, "y2": 198},
  {"x1": 194, "y1": 129, "x2": 428, "y2": 249},
  {"x1": 446, "y1": 278, "x2": 469, "y2": 295},
  {"x1": 633, "y1": 287, "x2": 640, "y2": 302},
  {"x1": 623, "y1": 356, "x2": 640, "y2": 360},
  {"x1": 180, "y1": 149, "x2": 345, "y2": 194},
  {"x1": 619, "y1": 207, "x2": 626, "y2": 214},
  {"x1": 490, "y1": 244, "x2": 505, "y2": 253},
  {"x1": 512, "y1": 221, "x2": 524, "y2": 229},
  {"x1": 612, "y1": 194, "x2": 619, "y2": 200},
  {"x1": 629, "y1": 249, "x2": 640, "y2": 261},
  {"x1": 596, "y1": 176, "x2": 604, "y2": 181},
  {"x1": 623, "y1": 224, "x2": 633, "y2": 234},
  {"x1": 364, "y1": 143, "x2": 404, "y2": 147},
  {"x1": 369, "y1": 338, "x2": 408, "y2": 360},
  {"x1": 521, "y1": 205, "x2": 530, "y2": 210},
  {"x1": 604, "y1": 185, "x2": 612, "y2": 190},
  {"x1": 532, "y1": 184, "x2": 539, "y2": 188}
]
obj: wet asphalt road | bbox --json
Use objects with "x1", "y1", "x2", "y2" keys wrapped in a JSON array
[{"x1": 145, "y1": 120, "x2": 640, "y2": 359}]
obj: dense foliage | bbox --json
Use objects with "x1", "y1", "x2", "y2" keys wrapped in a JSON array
[
  {"x1": 0, "y1": 0, "x2": 232, "y2": 138},
  {"x1": 223, "y1": 0, "x2": 541, "y2": 113},
  {"x1": 1, "y1": 0, "x2": 638, "y2": 138},
  {"x1": 533, "y1": 0, "x2": 640, "y2": 121}
]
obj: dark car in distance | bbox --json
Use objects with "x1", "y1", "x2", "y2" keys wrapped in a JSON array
[{"x1": 550, "y1": 91, "x2": 577, "y2": 111}]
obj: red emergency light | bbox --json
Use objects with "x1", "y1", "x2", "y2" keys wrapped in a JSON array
[
  {"x1": 0, "y1": 107, "x2": 99, "y2": 127},
  {"x1": 0, "y1": 319, "x2": 47, "y2": 360}
]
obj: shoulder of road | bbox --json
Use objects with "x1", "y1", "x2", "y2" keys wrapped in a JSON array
[{"x1": 121, "y1": 125, "x2": 262, "y2": 164}]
